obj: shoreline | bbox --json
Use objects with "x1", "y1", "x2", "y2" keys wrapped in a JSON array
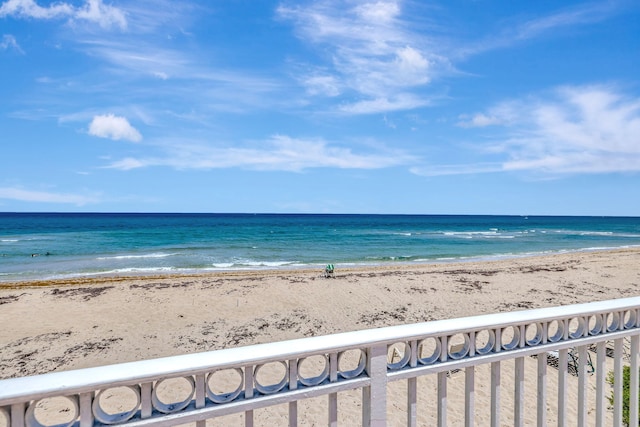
[{"x1": 2, "y1": 245, "x2": 639, "y2": 289}]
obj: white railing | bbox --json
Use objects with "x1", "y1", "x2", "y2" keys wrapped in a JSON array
[{"x1": 1, "y1": 296, "x2": 640, "y2": 427}]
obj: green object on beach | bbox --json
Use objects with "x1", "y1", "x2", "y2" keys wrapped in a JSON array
[{"x1": 324, "y1": 264, "x2": 334, "y2": 277}]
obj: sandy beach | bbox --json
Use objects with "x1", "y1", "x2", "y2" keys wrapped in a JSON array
[{"x1": 1, "y1": 248, "x2": 640, "y2": 425}]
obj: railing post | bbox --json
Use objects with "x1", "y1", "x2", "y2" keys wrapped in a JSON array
[
  {"x1": 558, "y1": 348, "x2": 568, "y2": 427},
  {"x1": 536, "y1": 353, "x2": 547, "y2": 427},
  {"x1": 465, "y1": 331, "x2": 475, "y2": 427},
  {"x1": 514, "y1": 356, "x2": 524, "y2": 427},
  {"x1": 491, "y1": 327, "x2": 501, "y2": 427},
  {"x1": 631, "y1": 335, "x2": 639, "y2": 427},
  {"x1": 577, "y1": 345, "x2": 588, "y2": 427},
  {"x1": 437, "y1": 371, "x2": 447, "y2": 427},
  {"x1": 595, "y1": 341, "x2": 606, "y2": 427},
  {"x1": 79, "y1": 392, "x2": 94, "y2": 427},
  {"x1": 140, "y1": 382, "x2": 152, "y2": 418},
  {"x1": 329, "y1": 352, "x2": 338, "y2": 427},
  {"x1": 10, "y1": 403, "x2": 24, "y2": 427},
  {"x1": 289, "y1": 358, "x2": 298, "y2": 427},
  {"x1": 465, "y1": 366, "x2": 475, "y2": 427},
  {"x1": 613, "y1": 338, "x2": 623, "y2": 427},
  {"x1": 438, "y1": 335, "x2": 448, "y2": 427},
  {"x1": 363, "y1": 344, "x2": 387, "y2": 427},
  {"x1": 245, "y1": 366, "x2": 254, "y2": 427},
  {"x1": 195, "y1": 374, "x2": 206, "y2": 427},
  {"x1": 0, "y1": 406, "x2": 10, "y2": 427},
  {"x1": 408, "y1": 340, "x2": 418, "y2": 427}
]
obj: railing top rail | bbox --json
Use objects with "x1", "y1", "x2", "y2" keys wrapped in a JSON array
[{"x1": 1, "y1": 295, "x2": 639, "y2": 405}]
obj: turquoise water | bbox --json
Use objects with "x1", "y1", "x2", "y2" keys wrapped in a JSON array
[{"x1": 1, "y1": 213, "x2": 639, "y2": 282}]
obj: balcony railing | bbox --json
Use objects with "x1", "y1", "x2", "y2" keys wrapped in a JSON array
[{"x1": 1, "y1": 296, "x2": 639, "y2": 426}]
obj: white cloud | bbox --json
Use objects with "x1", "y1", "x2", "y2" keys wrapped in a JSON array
[
  {"x1": 75, "y1": 0, "x2": 127, "y2": 30},
  {"x1": 303, "y1": 74, "x2": 341, "y2": 97},
  {"x1": 339, "y1": 94, "x2": 428, "y2": 114},
  {"x1": 457, "y1": 2, "x2": 626, "y2": 58},
  {"x1": 394, "y1": 46, "x2": 430, "y2": 85},
  {"x1": 278, "y1": 0, "x2": 442, "y2": 113},
  {"x1": 106, "y1": 157, "x2": 146, "y2": 171},
  {"x1": 0, "y1": 0, "x2": 127, "y2": 30},
  {"x1": 0, "y1": 187, "x2": 98, "y2": 205},
  {"x1": 459, "y1": 85, "x2": 640, "y2": 175},
  {"x1": 410, "y1": 163, "x2": 504, "y2": 177},
  {"x1": 0, "y1": 0, "x2": 72, "y2": 19},
  {"x1": 88, "y1": 114, "x2": 142, "y2": 142},
  {"x1": 514, "y1": 2, "x2": 617, "y2": 41},
  {"x1": 458, "y1": 113, "x2": 503, "y2": 128},
  {"x1": 354, "y1": 1, "x2": 400, "y2": 23},
  {"x1": 152, "y1": 71, "x2": 169, "y2": 80},
  {"x1": 104, "y1": 134, "x2": 416, "y2": 172},
  {"x1": 1, "y1": 34, "x2": 23, "y2": 52}
]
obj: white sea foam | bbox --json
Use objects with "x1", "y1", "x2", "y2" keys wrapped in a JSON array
[
  {"x1": 209, "y1": 260, "x2": 296, "y2": 270},
  {"x1": 110, "y1": 267, "x2": 176, "y2": 273},
  {"x1": 444, "y1": 230, "x2": 515, "y2": 239},
  {"x1": 579, "y1": 231, "x2": 613, "y2": 236},
  {"x1": 243, "y1": 261, "x2": 295, "y2": 267},
  {"x1": 212, "y1": 262, "x2": 235, "y2": 268},
  {"x1": 97, "y1": 253, "x2": 176, "y2": 260}
]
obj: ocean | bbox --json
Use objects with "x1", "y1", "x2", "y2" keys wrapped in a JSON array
[{"x1": 1, "y1": 213, "x2": 639, "y2": 282}]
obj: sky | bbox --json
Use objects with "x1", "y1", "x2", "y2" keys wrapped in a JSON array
[{"x1": 0, "y1": 0, "x2": 639, "y2": 215}]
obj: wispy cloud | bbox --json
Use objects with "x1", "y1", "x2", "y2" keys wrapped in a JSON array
[
  {"x1": 278, "y1": 0, "x2": 444, "y2": 114},
  {"x1": 0, "y1": 0, "x2": 127, "y2": 30},
  {"x1": 339, "y1": 93, "x2": 429, "y2": 114},
  {"x1": 0, "y1": 34, "x2": 22, "y2": 52},
  {"x1": 0, "y1": 0, "x2": 72, "y2": 19},
  {"x1": 454, "y1": 84, "x2": 640, "y2": 175},
  {"x1": 457, "y1": 2, "x2": 626, "y2": 58},
  {"x1": 88, "y1": 114, "x2": 142, "y2": 142},
  {"x1": 410, "y1": 163, "x2": 505, "y2": 177},
  {"x1": 104, "y1": 134, "x2": 416, "y2": 172},
  {"x1": 0, "y1": 186, "x2": 99, "y2": 205}
]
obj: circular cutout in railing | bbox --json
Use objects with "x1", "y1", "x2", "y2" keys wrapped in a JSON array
[
  {"x1": 417, "y1": 337, "x2": 441, "y2": 365},
  {"x1": 547, "y1": 319, "x2": 564, "y2": 342},
  {"x1": 606, "y1": 312, "x2": 621, "y2": 332},
  {"x1": 525, "y1": 323, "x2": 542, "y2": 346},
  {"x1": 475, "y1": 329, "x2": 495, "y2": 355},
  {"x1": 588, "y1": 314, "x2": 604, "y2": 335},
  {"x1": 298, "y1": 354, "x2": 329, "y2": 386},
  {"x1": 25, "y1": 396, "x2": 78, "y2": 427},
  {"x1": 206, "y1": 368, "x2": 244, "y2": 403},
  {"x1": 501, "y1": 326, "x2": 520, "y2": 350},
  {"x1": 338, "y1": 349, "x2": 366, "y2": 379},
  {"x1": 448, "y1": 333, "x2": 469, "y2": 359},
  {"x1": 254, "y1": 361, "x2": 288, "y2": 395},
  {"x1": 152, "y1": 376, "x2": 195, "y2": 414},
  {"x1": 92, "y1": 386, "x2": 140, "y2": 425},
  {"x1": 569, "y1": 316, "x2": 586, "y2": 339},
  {"x1": 387, "y1": 342, "x2": 410, "y2": 370},
  {"x1": 624, "y1": 309, "x2": 636, "y2": 329}
]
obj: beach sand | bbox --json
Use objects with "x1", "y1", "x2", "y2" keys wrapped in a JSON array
[{"x1": 1, "y1": 248, "x2": 639, "y2": 425}]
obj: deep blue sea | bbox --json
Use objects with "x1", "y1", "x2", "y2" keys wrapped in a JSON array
[{"x1": 1, "y1": 213, "x2": 640, "y2": 282}]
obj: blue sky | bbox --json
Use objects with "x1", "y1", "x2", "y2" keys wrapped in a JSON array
[{"x1": 1, "y1": 0, "x2": 639, "y2": 215}]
